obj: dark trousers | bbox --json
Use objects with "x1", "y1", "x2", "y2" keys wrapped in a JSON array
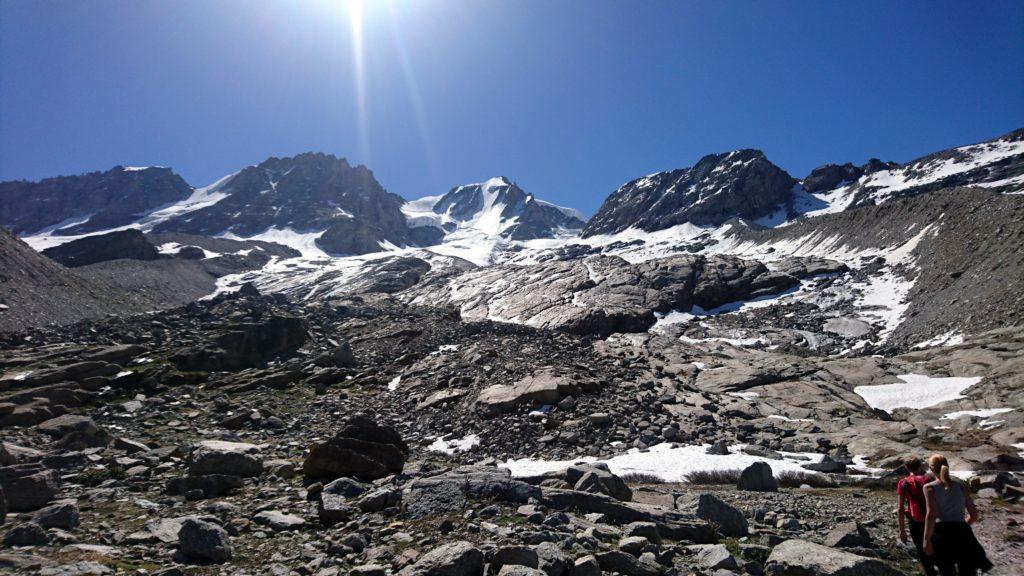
[
  {"x1": 932, "y1": 522, "x2": 991, "y2": 576},
  {"x1": 909, "y1": 519, "x2": 937, "y2": 576}
]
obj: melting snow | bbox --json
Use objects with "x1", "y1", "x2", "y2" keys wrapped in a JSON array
[
  {"x1": 219, "y1": 227, "x2": 328, "y2": 259},
  {"x1": 501, "y1": 443, "x2": 828, "y2": 482},
  {"x1": 942, "y1": 408, "x2": 1013, "y2": 420},
  {"x1": 428, "y1": 434, "x2": 480, "y2": 454},
  {"x1": 912, "y1": 331, "x2": 965, "y2": 349},
  {"x1": 854, "y1": 374, "x2": 983, "y2": 412}
]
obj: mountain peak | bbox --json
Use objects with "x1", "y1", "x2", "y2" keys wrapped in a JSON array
[{"x1": 581, "y1": 149, "x2": 795, "y2": 237}]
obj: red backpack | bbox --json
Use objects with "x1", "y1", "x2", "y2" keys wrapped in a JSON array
[{"x1": 898, "y1": 474, "x2": 929, "y2": 522}]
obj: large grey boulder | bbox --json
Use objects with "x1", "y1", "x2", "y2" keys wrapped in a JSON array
[
  {"x1": 33, "y1": 500, "x2": 79, "y2": 529},
  {"x1": 303, "y1": 415, "x2": 408, "y2": 481},
  {"x1": 541, "y1": 488, "x2": 714, "y2": 543},
  {"x1": 253, "y1": 510, "x2": 305, "y2": 531},
  {"x1": 594, "y1": 550, "x2": 664, "y2": 576},
  {"x1": 178, "y1": 518, "x2": 232, "y2": 564},
  {"x1": 737, "y1": 461, "x2": 778, "y2": 492},
  {"x1": 567, "y1": 463, "x2": 632, "y2": 502},
  {"x1": 0, "y1": 464, "x2": 60, "y2": 511},
  {"x1": 405, "y1": 467, "x2": 540, "y2": 519},
  {"x1": 189, "y1": 440, "x2": 262, "y2": 477},
  {"x1": 683, "y1": 493, "x2": 748, "y2": 537},
  {"x1": 476, "y1": 370, "x2": 589, "y2": 415},
  {"x1": 3, "y1": 522, "x2": 48, "y2": 546},
  {"x1": 688, "y1": 544, "x2": 738, "y2": 570},
  {"x1": 397, "y1": 541, "x2": 484, "y2": 576},
  {"x1": 823, "y1": 522, "x2": 874, "y2": 549},
  {"x1": 765, "y1": 539, "x2": 901, "y2": 576}
]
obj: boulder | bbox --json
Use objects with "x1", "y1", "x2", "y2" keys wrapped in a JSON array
[
  {"x1": 404, "y1": 467, "x2": 540, "y2": 518},
  {"x1": 303, "y1": 415, "x2": 408, "y2": 481},
  {"x1": 253, "y1": 510, "x2": 305, "y2": 531},
  {"x1": 689, "y1": 544, "x2": 738, "y2": 570},
  {"x1": 3, "y1": 522, "x2": 48, "y2": 546},
  {"x1": 318, "y1": 493, "x2": 358, "y2": 525},
  {"x1": 594, "y1": 550, "x2": 663, "y2": 576},
  {"x1": 397, "y1": 541, "x2": 484, "y2": 576},
  {"x1": 535, "y1": 541, "x2": 570, "y2": 576},
  {"x1": 567, "y1": 463, "x2": 632, "y2": 502},
  {"x1": 541, "y1": 488, "x2": 714, "y2": 543},
  {"x1": 498, "y1": 567, "x2": 546, "y2": 576},
  {"x1": 178, "y1": 518, "x2": 232, "y2": 564},
  {"x1": 476, "y1": 370, "x2": 588, "y2": 415},
  {"x1": 166, "y1": 474, "x2": 244, "y2": 499},
  {"x1": 684, "y1": 493, "x2": 748, "y2": 537},
  {"x1": 188, "y1": 441, "x2": 263, "y2": 477},
  {"x1": 0, "y1": 464, "x2": 60, "y2": 511},
  {"x1": 765, "y1": 539, "x2": 901, "y2": 576},
  {"x1": 571, "y1": 555, "x2": 601, "y2": 576},
  {"x1": 491, "y1": 546, "x2": 539, "y2": 571},
  {"x1": 36, "y1": 415, "x2": 110, "y2": 448},
  {"x1": 737, "y1": 462, "x2": 778, "y2": 492},
  {"x1": 33, "y1": 501, "x2": 79, "y2": 529},
  {"x1": 823, "y1": 522, "x2": 874, "y2": 549}
]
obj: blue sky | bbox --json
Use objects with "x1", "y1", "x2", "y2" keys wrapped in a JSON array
[{"x1": 2, "y1": 1, "x2": 1022, "y2": 215}]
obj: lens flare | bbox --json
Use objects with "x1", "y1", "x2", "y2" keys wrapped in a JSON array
[{"x1": 347, "y1": 0, "x2": 369, "y2": 163}]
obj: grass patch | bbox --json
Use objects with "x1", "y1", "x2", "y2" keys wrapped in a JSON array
[
  {"x1": 686, "y1": 469, "x2": 742, "y2": 485},
  {"x1": 620, "y1": 472, "x2": 666, "y2": 484}
]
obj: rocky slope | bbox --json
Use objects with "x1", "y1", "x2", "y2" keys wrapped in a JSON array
[
  {"x1": 0, "y1": 166, "x2": 192, "y2": 236},
  {"x1": 0, "y1": 289, "x2": 1020, "y2": 574}
]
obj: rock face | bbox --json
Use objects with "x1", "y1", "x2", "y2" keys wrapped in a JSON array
[
  {"x1": 302, "y1": 415, "x2": 409, "y2": 481},
  {"x1": 0, "y1": 166, "x2": 192, "y2": 236},
  {"x1": 802, "y1": 163, "x2": 866, "y2": 194},
  {"x1": 765, "y1": 539, "x2": 901, "y2": 576},
  {"x1": 582, "y1": 149, "x2": 797, "y2": 237},
  {"x1": 403, "y1": 253, "x2": 816, "y2": 337},
  {"x1": 170, "y1": 315, "x2": 307, "y2": 371},
  {"x1": 41, "y1": 229, "x2": 159, "y2": 267}
]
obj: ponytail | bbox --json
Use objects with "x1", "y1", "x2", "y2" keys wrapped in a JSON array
[{"x1": 928, "y1": 454, "x2": 951, "y2": 488}]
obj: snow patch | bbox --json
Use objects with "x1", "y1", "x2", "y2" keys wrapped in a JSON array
[
  {"x1": 428, "y1": 434, "x2": 480, "y2": 454},
  {"x1": 502, "y1": 443, "x2": 828, "y2": 483},
  {"x1": 854, "y1": 374, "x2": 983, "y2": 412}
]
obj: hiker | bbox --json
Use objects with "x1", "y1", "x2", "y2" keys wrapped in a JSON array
[
  {"x1": 922, "y1": 454, "x2": 993, "y2": 575},
  {"x1": 897, "y1": 456, "x2": 936, "y2": 576}
]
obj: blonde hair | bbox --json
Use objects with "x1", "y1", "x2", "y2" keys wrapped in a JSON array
[{"x1": 928, "y1": 454, "x2": 952, "y2": 488}]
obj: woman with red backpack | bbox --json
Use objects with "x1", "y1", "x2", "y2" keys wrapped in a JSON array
[{"x1": 897, "y1": 456, "x2": 936, "y2": 576}]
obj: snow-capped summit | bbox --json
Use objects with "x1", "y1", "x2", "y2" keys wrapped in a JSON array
[
  {"x1": 403, "y1": 176, "x2": 585, "y2": 241},
  {"x1": 794, "y1": 128, "x2": 1024, "y2": 218}
]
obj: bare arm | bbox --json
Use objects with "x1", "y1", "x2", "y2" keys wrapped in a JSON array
[
  {"x1": 965, "y1": 490, "x2": 978, "y2": 524},
  {"x1": 897, "y1": 493, "x2": 907, "y2": 540},
  {"x1": 923, "y1": 485, "x2": 938, "y2": 554}
]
